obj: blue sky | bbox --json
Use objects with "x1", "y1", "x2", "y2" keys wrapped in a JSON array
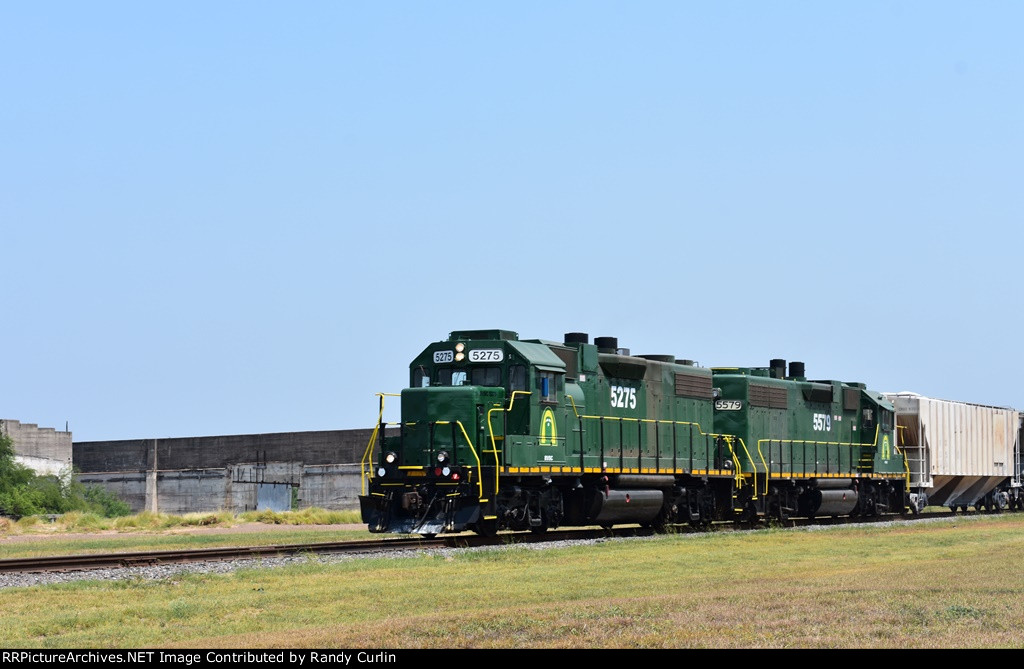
[{"x1": 2, "y1": 3, "x2": 1021, "y2": 441}]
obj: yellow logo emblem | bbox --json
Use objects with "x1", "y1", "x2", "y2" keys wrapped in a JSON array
[
  {"x1": 881, "y1": 434, "x2": 891, "y2": 460},
  {"x1": 539, "y1": 407, "x2": 557, "y2": 445}
]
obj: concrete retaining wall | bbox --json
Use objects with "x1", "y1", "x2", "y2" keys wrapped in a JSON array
[
  {"x1": 74, "y1": 429, "x2": 376, "y2": 472},
  {"x1": 78, "y1": 462, "x2": 367, "y2": 514},
  {"x1": 73, "y1": 428, "x2": 392, "y2": 514}
]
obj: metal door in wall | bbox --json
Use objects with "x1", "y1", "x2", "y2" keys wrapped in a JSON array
[{"x1": 256, "y1": 483, "x2": 292, "y2": 511}]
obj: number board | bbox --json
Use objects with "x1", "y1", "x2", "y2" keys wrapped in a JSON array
[{"x1": 468, "y1": 349, "x2": 503, "y2": 362}]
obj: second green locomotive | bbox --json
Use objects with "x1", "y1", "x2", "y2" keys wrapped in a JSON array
[{"x1": 359, "y1": 330, "x2": 908, "y2": 535}]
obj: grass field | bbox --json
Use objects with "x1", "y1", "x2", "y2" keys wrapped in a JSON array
[
  {"x1": 3, "y1": 513, "x2": 1024, "y2": 648},
  {"x1": 0, "y1": 509, "x2": 369, "y2": 559}
]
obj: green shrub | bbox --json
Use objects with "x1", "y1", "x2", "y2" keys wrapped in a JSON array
[
  {"x1": 82, "y1": 485, "x2": 132, "y2": 517},
  {"x1": 0, "y1": 432, "x2": 133, "y2": 518}
]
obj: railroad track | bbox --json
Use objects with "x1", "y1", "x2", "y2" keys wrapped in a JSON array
[
  {"x1": 0, "y1": 536, "x2": 445, "y2": 574},
  {"x1": 0, "y1": 510, "x2": 978, "y2": 574},
  {"x1": 0, "y1": 529, "x2": 629, "y2": 574}
]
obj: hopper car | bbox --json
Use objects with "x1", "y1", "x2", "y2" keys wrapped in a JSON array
[{"x1": 886, "y1": 393, "x2": 1023, "y2": 513}]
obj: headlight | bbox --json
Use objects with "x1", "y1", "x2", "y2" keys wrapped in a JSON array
[
  {"x1": 377, "y1": 467, "x2": 386, "y2": 477},
  {"x1": 442, "y1": 466, "x2": 451, "y2": 477},
  {"x1": 437, "y1": 450, "x2": 450, "y2": 464},
  {"x1": 385, "y1": 451, "x2": 397, "y2": 464}
]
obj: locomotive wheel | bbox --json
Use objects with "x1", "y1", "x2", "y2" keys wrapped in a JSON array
[
  {"x1": 639, "y1": 520, "x2": 668, "y2": 534},
  {"x1": 529, "y1": 522, "x2": 548, "y2": 534},
  {"x1": 735, "y1": 501, "x2": 759, "y2": 526},
  {"x1": 770, "y1": 501, "x2": 789, "y2": 523},
  {"x1": 472, "y1": 519, "x2": 498, "y2": 537},
  {"x1": 949, "y1": 506, "x2": 957, "y2": 515}
]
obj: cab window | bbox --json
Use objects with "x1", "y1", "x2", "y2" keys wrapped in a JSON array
[
  {"x1": 470, "y1": 366, "x2": 501, "y2": 387},
  {"x1": 436, "y1": 368, "x2": 468, "y2": 386},
  {"x1": 536, "y1": 371, "x2": 562, "y2": 403},
  {"x1": 509, "y1": 365, "x2": 527, "y2": 392},
  {"x1": 412, "y1": 368, "x2": 430, "y2": 388}
]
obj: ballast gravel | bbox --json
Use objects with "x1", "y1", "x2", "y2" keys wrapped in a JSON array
[
  {"x1": 0, "y1": 537, "x2": 613, "y2": 590},
  {"x1": 0, "y1": 515, "x2": 976, "y2": 590}
]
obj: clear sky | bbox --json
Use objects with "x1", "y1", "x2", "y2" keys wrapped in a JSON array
[{"x1": 2, "y1": 3, "x2": 1022, "y2": 441}]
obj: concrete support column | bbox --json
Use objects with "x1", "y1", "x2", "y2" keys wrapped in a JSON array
[{"x1": 145, "y1": 439, "x2": 158, "y2": 514}]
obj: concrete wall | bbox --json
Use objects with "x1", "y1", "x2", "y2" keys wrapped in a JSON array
[
  {"x1": 77, "y1": 463, "x2": 368, "y2": 514},
  {"x1": 74, "y1": 428, "x2": 376, "y2": 472},
  {"x1": 1, "y1": 419, "x2": 72, "y2": 476},
  {"x1": 73, "y1": 428, "x2": 390, "y2": 514}
]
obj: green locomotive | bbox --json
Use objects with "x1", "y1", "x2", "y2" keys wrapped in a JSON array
[
  {"x1": 359, "y1": 330, "x2": 909, "y2": 535},
  {"x1": 712, "y1": 361, "x2": 908, "y2": 521}
]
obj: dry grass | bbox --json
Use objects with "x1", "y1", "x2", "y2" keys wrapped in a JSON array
[
  {"x1": 0, "y1": 508, "x2": 368, "y2": 559},
  {"x1": 0, "y1": 508, "x2": 361, "y2": 537},
  {"x1": 237, "y1": 508, "x2": 361, "y2": 525},
  {"x1": 3, "y1": 514, "x2": 1024, "y2": 648},
  {"x1": 0, "y1": 527, "x2": 374, "y2": 560}
]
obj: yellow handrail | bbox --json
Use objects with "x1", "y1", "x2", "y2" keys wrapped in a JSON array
[
  {"x1": 893, "y1": 426, "x2": 911, "y2": 491},
  {"x1": 359, "y1": 424, "x2": 379, "y2": 496},
  {"x1": 507, "y1": 390, "x2": 531, "y2": 412},
  {"x1": 436, "y1": 420, "x2": 484, "y2": 498},
  {"x1": 484, "y1": 406, "x2": 503, "y2": 495},
  {"x1": 561, "y1": 410, "x2": 759, "y2": 496},
  {"x1": 566, "y1": 395, "x2": 764, "y2": 494},
  {"x1": 752, "y1": 437, "x2": 768, "y2": 495},
  {"x1": 359, "y1": 393, "x2": 401, "y2": 496},
  {"x1": 754, "y1": 424, "x2": 895, "y2": 482},
  {"x1": 485, "y1": 391, "x2": 532, "y2": 497},
  {"x1": 728, "y1": 436, "x2": 764, "y2": 498}
]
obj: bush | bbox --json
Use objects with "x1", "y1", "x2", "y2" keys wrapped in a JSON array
[
  {"x1": 0, "y1": 433, "x2": 41, "y2": 516},
  {"x1": 0, "y1": 432, "x2": 132, "y2": 518},
  {"x1": 82, "y1": 485, "x2": 132, "y2": 517}
]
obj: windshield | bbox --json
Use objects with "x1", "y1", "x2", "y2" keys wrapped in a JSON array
[{"x1": 433, "y1": 366, "x2": 502, "y2": 387}]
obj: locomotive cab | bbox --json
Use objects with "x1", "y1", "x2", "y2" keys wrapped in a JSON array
[{"x1": 360, "y1": 329, "x2": 570, "y2": 535}]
